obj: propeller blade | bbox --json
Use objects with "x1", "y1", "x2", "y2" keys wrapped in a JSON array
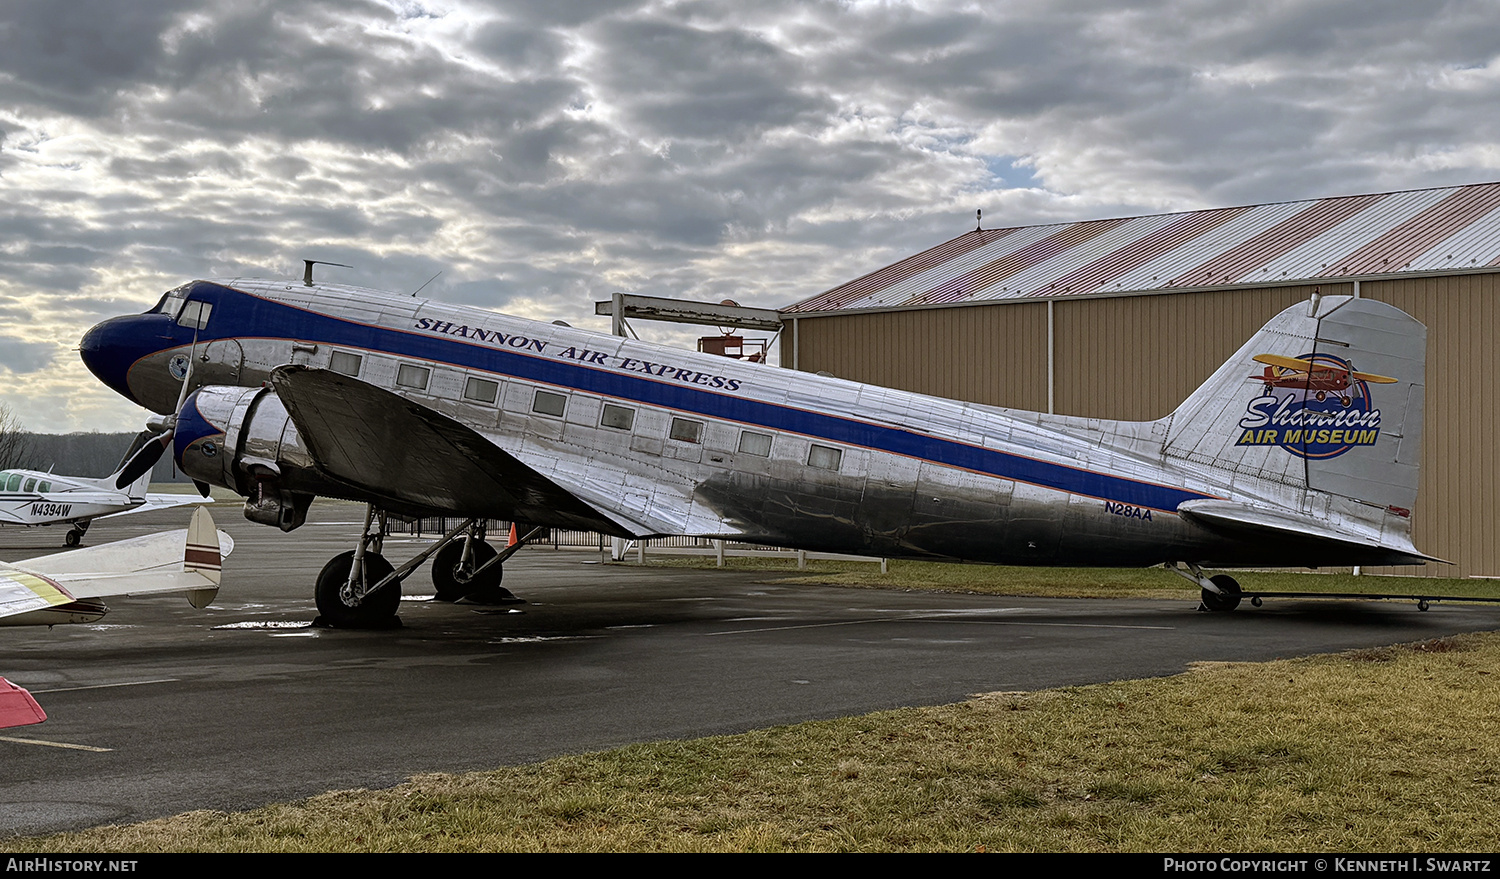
[
  {"x1": 193, "y1": 479, "x2": 211, "y2": 498},
  {"x1": 115, "y1": 430, "x2": 173, "y2": 489}
]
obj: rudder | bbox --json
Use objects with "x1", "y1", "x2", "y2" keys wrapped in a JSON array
[{"x1": 1163, "y1": 295, "x2": 1426, "y2": 515}]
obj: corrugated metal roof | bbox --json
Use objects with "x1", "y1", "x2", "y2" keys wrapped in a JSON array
[{"x1": 783, "y1": 182, "x2": 1500, "y2": 314}]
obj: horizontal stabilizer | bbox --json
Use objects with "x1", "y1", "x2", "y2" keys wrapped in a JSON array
[{"x1": 1177, "y1": 499, "x2": 1446, "y2": 566}]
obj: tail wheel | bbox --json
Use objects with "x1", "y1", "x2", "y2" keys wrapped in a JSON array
[
  {"x1": 315, "y1": 550, "x2": 400, "y2": 628},
  {"x1": 431, "y1": 540, "x2": 501, "y2": 602},
  {"x1": 1201, "y1": 574, "x2": 1242, "y2": 612}
]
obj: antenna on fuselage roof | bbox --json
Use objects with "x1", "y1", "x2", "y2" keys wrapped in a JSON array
[
  {"x1": 411, "y1": 270, "x2": 443, "y2": 297},
  {"x1": 302, "y1": 259, "x2": 353, "y2": 287}
]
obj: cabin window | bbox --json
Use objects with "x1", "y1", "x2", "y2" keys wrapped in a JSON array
[
  {"x1": 669, "y1": 417, "x2": 704, "y2": 443},
  {"x1": 738, "y1": 431, "x2": 772, "y2": 457},
  {"x1": 329, "y1": 351, "x2": 362, "y2": 376},
  {"x1": 38, "y1": 481, "x2": 50, "y2": 493},
  {"x1": 23, "y1": 478, "x2": 35, "y2": 492},
  {"x1": 396, "y1": 363, "x2": 431, "y2": 390},
  {"x1": 533, "y1": 390, "x2": 567, "y2": 417},
  {"x1": 177, "y1": 300, "x2": 213, "y2": 331},
  {"x1": 600, "y1": 404, "x2": 635, "y2": 431},
  {"x1": 464, "y1": 377, "x2": 499, "y2": 404},
  {"x1": 808, "y1": 444, "x2": 842, "y2": 471},
  {"x1": 5, "y1": 473, "x2": 20, "y2": 491}
]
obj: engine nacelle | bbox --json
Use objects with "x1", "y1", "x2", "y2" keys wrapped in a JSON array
[{"x1": 174, "y1": 385, "x2": 329, "y2": 531}]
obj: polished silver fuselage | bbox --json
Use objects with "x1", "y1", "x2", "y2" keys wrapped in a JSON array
[{"x1": 101, "y1": 280, "x2": 1407, "y2": 568}]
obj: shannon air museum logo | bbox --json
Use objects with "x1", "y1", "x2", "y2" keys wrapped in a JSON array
[{"x1": 1236, "y1": 353, "x2": 1396, "y2": 459}]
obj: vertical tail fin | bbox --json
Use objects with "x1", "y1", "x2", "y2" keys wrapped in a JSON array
[
  {"x1": 183, "y1": 506, "x2": 222, "y2": 608},
  {"x1": 1164, "y1": 296, "x2": 1426, "y2": 516},
  {"x1": 105, "y1": 429, "x2": 161, "y2": 499}
]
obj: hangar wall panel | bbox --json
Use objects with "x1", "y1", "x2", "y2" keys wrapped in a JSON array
[
  {"x1": 1051, "y1": 286, "x2": 1327, "y2": 420},
  {"x1": 1365, "y1": 274, "x2": 1500, "y2": 578},
  {"x1": 784, "y1": 303, "x2": 1050, "y2": 411}
]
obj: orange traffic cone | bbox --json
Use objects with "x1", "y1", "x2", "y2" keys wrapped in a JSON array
[{"x1": 508, "y1": 523, "x2": 518, "y2": 547}]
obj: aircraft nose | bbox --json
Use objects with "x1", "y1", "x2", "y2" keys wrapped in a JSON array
[{"x1": 80, "y1": 315, "x2": 153, "y2": 406}]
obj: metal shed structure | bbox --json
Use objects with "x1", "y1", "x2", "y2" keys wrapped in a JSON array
[{"x1": 780, "y1": 182, "x2": 1500, "y2": 578}]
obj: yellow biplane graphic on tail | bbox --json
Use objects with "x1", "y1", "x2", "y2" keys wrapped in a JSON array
[{"x1": 1237, "y1": 352, "x2": 1395, "y2": 459}]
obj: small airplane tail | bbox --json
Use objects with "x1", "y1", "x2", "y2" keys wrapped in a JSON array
[
  {"x1": 102, "y1": 429, "x2": 159, "y2": 500},
  {"x1": 1162, "y1": 295, "x2": 1431, "y2": 562},
  {"x1": 11, "y1": 507, "x2": 232, "y2": 608}
]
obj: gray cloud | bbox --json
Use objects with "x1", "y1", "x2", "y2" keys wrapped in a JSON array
[
  {"x1": 0, "y1": 336, "x2": 55, "y2": 373},
  {"x1": 2, "y1": 0, "x2": 1500, "y2": 431}
]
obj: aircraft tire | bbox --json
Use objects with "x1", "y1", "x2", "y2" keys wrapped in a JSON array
[
  {"x1": 431, "y1": 540, "x2": 501, "y2": 602},
  {"x1": 64, "y1": 530, "x2": 82, "y2": 548},
  {"x1": 1201, "y1": 574, "x2": 1242, "y2": 612},
  {"x1": 315, "y1": 550, "x2": 401, "y2": 628}
]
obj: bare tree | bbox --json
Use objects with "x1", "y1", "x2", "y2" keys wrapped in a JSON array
[{"x1": 0, "y1": 403, "x2": 33, "y2": 470}]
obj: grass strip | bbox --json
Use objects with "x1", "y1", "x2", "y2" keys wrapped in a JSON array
[
  {"x1": 635, "y1": 557, "x2": 1500, "y2": 602},
  {"x1": 9, "y1": 632, "x2": 1500, "y2": 852}
]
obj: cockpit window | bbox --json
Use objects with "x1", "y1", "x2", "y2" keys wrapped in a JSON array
[
  {"x1": 177, "y1": 300, "x2": 213, "y2": 331},
  {"x1": 4, "y1": 473, "x2": 21, "y2": 492},
  {"x1": 155, "y1": 285, "x2": 190, "y2": 320}
]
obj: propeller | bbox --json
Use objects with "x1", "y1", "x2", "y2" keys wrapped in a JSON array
[
  {"x1": 114, "y1": 423, "x2": 173, "y2": 489},
  {"x1": 115, "y1": 320, "x2": 202, "y2": 490}
]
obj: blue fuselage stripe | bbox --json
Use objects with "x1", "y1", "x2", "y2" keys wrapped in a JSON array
[{"x1": 137, "y1": 284, "x2": 1211, "y2": 512}]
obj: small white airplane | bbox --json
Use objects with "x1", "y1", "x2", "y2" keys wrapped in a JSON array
[
  {"x1": 0, "y1": 506, "x2": 232, "y2": 727},
  {"x1": 0, "y1": 505, "x2": 231, "y2": 627},
  {"x1": 77, "y1": 276, "x2": 1436, "y2": 628},
  {"x1": 0, "y1": 433, "x2": 212, "y2": 547}
]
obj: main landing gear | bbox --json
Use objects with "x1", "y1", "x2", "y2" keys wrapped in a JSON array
[
  {"x1": 429, "y1": 520, "x2": 534, "y2": 606},
  {"x1": 314, "y1": 505, "x2": 402, "y2": 629},
  {"x1": 313, "y1": 507, "x2": 538, "y2": 629},
  {"x1": 64, "y1": 520, "x2": 91, "y2": 548},
  {"x1": 1168, "y1": 562, "x2": 1242, "y2": 612}
]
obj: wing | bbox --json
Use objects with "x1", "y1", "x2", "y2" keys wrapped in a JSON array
[
  {"x1": 270, "y1": 366, "x2": 747, "y2": 539},
  {"x1": 12, "y1": 507, "x2": 231, "y2": 607},
  {"x1": 0, "y1": 568, "x2": 77, "y2": 621},
  {"x1": 96, "y1": 493, "x2": 213, "y2": 521}
]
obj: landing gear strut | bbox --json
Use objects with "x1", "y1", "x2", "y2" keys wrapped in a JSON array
[
  {"x1": 430, "y1": 521, "x2": 534, "y2": 606},
  {"x1": 65, "y1": 520, "x2": 90, "y2": 548},
  {"x1": 1168, "y1": 562, "x2": 1243, "y2": 613},
  {"x1": 314, "y1": 505, "x2": 402, "y2": 629},
  {"x1": 1200, "y1": 574, "x2": 1242, "y2": 612}
]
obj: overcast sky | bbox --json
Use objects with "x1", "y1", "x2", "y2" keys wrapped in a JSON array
[{"x1": 2, "y1": 0, "x2": 1499, "y2": 434}]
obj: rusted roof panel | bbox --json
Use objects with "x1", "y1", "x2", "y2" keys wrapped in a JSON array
[{"x1": 783, "y1": 182, "x2": 1500, "y2": 314}]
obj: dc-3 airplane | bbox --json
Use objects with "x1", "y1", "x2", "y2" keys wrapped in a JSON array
[
  {"x1": 0, "y1": 506, "x2": 232, "y2": 727},
  {"x1": 76, "y1": 275, "x2": 1436, "y2": 628},
  {"x1": 0, "y1": 437, "x2": 212, "y2": 546}
]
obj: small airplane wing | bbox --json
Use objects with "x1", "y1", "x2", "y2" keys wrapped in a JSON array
[
  {"x1": 10, "y1": 507, "x2": 233, "y2": 609},
  {"x1": 0, "y1": 568, "x2": 77, "y2": 620},
  {"x1": 1250, "y1": 352, "x2": 1398, "y2": 383},
  {"x1": 270, "y1": 366, "x2": 738, "y2": 539},
  {"x1": 96, "y1": 493, "x2": 214, "y2": 521},
  {"x1": 1177, "y1": 499, "x2": 1447, "y2": 566}
]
